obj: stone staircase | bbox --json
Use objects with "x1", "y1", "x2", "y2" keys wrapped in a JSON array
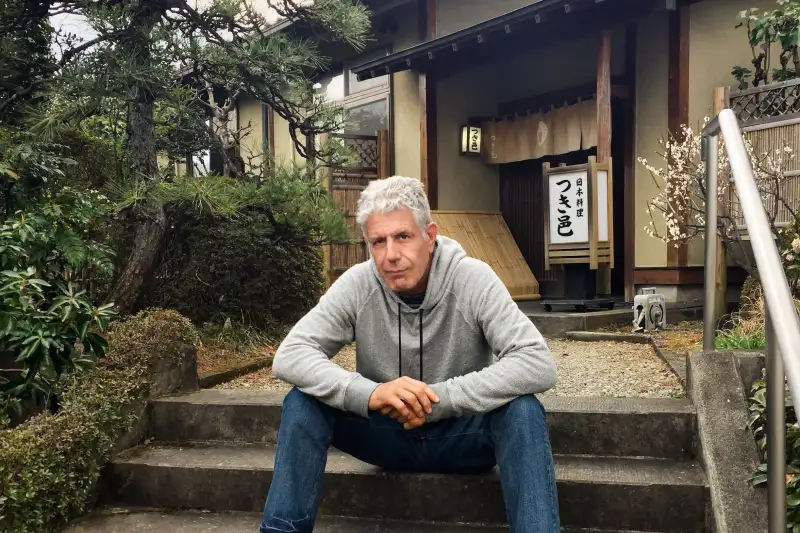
[{"x1": 93, "y1": 390, "x2": 710, "y2": 532}]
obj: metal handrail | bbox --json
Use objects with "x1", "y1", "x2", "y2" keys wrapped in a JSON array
[{"x1": 702, "y1": 108, "x2": 800, "y2": 533}]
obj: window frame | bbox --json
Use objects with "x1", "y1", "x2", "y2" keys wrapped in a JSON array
[{"x1": 317, "y1": 47, "x2": 394, "y2": 170}]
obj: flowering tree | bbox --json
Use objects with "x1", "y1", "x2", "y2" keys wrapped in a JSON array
[{"x1": 640, "y1": 119, "x2": 797, "y2": 284}]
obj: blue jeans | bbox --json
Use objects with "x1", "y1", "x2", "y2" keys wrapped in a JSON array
[{"x1": 259, "y1": 388, "x2": 560, "y2": 532}]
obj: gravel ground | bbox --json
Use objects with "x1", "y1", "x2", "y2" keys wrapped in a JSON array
[
  {"x1": 214, "y1": 340, "x2": 683, "y2": 398},
  {"x1": 542, "y1": 339, "x2": 683, "y2": 398}
]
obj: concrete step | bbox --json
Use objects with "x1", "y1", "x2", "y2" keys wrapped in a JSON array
[
  {"x1": 150, "y1": 391, "x2": 697, "y2": 460},
  {"x1": 105, "y1": 443, "x2": 708, "y2": 532},
  {"x1": 64, "y1": 508, "x2": 673, "y2": 533}
]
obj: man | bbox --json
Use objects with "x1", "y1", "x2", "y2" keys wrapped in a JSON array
[{"x1": 260, "y1": 176, "x2": 559, "y2": 533}]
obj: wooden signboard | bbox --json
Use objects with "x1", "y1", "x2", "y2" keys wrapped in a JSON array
[{"x1": 543, "y1": 156, "x2": 614, "y2": 271}]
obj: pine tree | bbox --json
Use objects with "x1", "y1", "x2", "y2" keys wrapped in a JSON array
[{"x1": 0, "y1": 0, "x2": 370, "y2": 312}]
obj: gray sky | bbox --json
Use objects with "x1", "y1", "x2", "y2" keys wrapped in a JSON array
[{"x1": 49, "y1": 0, "x2": 281, "y2": 49}]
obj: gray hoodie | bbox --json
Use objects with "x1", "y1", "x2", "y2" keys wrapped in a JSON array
[{"x1": 272, "y1": 236, "x2": 557, "y2": 422}]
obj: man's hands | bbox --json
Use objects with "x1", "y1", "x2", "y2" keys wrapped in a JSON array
[{"x1": 368, "y1": 376, "x2": 439, "y2": 429}]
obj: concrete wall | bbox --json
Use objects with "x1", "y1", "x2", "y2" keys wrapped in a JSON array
[
  {"x1": 634, "y1": 10, "x2": 670, "y2": 268},
  {"x1": 684, "y1": 0, "x2": 779, "y2": 265}
]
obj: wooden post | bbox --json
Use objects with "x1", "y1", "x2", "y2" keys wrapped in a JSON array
[
  {"x1": 377, "y1": 129, "x2": 390, "y2": 178},
  {"x1": 419, "y1": 0, "x2": 438, "y2": 207},
  {"x1": 623, "y1": 23, "x2": 637, "y2": 302},
  {"x1": 318, "y1": 133, "x2": 334, "y2": 287},
  {"x1": 713, "y1": 86, "x2": 729, "y2": 320},
  {"x1": 667, "y1": 4, "x2": 690, "y2": 267},
  {"x1": 543, "y1": 162, "x2": 552, "y2": 272},
  {"x1": 596, "y1": 29, "x2": 612, "y2": 294}
]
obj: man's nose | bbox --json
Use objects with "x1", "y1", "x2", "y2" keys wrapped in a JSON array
[{"x1": 386, "y1": 238, "x2": 401, "y2": 261}]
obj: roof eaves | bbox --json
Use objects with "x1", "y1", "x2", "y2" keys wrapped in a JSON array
[{"x1": 351, "y1": 0, "x2": 572, "y2": 80}]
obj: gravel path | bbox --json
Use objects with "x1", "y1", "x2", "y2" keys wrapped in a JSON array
[
  {"x1": 215, "y1": 340, "x2": 683, "y2": 398},
  {"x1": 543, "y1": 339, "x2": 683, "y2": 398}
]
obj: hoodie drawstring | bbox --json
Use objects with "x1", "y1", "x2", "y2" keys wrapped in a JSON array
[
  {"x1": 398, "y1": 303, "x2": 402, "y2": 378},
  {"x1": 419, "y1": 309, "x2": 424, "y2": 382},
  {"x1": 397, "y1": 303, "x2": 424, "y2": 382}
]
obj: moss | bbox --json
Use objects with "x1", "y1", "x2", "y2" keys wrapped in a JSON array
[{"x1": 0, "y1": 308, "x2": 198, "y2": 533}]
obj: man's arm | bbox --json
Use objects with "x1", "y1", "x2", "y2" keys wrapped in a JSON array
[
  {"x1": 271, "y1": 268, "x2": 380, "y2": 418},
  {"x1": 426, "y1": 262, "x2": 557, "y2": 422}
]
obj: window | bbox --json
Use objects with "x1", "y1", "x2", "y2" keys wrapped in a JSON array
[{"x1": 316, "y1": 48, "x2": 391, "y2": 138}]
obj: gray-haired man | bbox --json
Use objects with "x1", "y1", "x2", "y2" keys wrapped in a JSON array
[{"x1": 259, "y1": 176, "x2": 560, "y2": 533}]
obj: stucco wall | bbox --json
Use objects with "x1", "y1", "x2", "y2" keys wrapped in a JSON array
[
  {"x1": 272, "y1": 114, "x2": 301, "y2": 166},
  {"x1": 391, "y1": 1, "x2": 422, "y2": 179},
  {"x1": 436, "y1": 27, "x2": 625, "y2": 211},
  {"x1": 435, "y1": 0, "x2": 533, "y2": 36},
  {"x1": 685, "y1": 0, "x2": 779, "y2": 265},
  {"x1": 237, "y1": 94, "x2": 265, "y2": 172},
  {"x1": 634, "y1": 10, "x2": 670, "y2": 268}
]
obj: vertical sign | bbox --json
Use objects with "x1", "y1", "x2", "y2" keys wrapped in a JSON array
[
  {"x1": 461, "y1": 125, "x2": 482, "y2": 155},
  {"x1": 468, "y1": 126, "x2": 482, "y2": 154},
  {"x1": 548, "y1": 170, "x2": 589, "y2": 244}
]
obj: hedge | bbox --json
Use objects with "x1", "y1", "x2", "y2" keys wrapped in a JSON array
[
  {"x1": 0, "y1": 308, "x2": 199, "y2": 533},
  {"x1": 146, "y1": 209, "x2": 325, "y2": 328}
]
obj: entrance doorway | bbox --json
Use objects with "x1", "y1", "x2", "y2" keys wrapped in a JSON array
[{"x1": 499, "y1": 97, "x2": 628, "y2": 299}]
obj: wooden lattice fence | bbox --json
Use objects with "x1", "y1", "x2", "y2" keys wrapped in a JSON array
[{"x1": 726, "y1": 80, "x2": 800, "y2": 229}]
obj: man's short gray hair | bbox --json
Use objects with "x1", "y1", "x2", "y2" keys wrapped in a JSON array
[{"x1": 356, "y1": 176, "x2": 432, "y2": 237}]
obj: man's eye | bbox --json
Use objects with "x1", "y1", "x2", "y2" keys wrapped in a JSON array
[{"x1": 397, "y1": 233, "x2": 409, "y2": 240}]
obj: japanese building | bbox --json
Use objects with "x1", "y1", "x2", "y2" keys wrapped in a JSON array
[{"x1": 195, "y1": 0, "x2": 797, "y2": 304}]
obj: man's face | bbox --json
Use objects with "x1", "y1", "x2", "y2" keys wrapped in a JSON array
[{"x1": 365, "y1": 208, "x2": 437, "y2": 293}]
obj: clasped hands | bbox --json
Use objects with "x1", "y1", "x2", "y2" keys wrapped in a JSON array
[{"x1": 367, "y1": 376, "x2": 440, "y2": 429}]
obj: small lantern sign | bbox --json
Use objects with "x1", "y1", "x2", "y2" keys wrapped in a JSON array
[{"x1": 460, "y1": 125, "x2": 482, "y2": 155}]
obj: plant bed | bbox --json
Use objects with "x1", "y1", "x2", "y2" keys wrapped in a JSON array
[
  {"x1": 195, "y1": 324, "x2": 281, "y2": 387},
  {"x1": 599, "y1": 320, "x2": 703, "y2": 353},
  {"x1": 199, "y1": 357, "x2": 273, "y2": 389}
]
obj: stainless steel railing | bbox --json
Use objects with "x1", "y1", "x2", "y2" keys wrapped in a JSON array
[{"x1": 702, "y1": 108, "x2": 800, "y2": 533}]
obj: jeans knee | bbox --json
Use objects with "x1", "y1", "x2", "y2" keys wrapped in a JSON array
[
  {"x1": 282, "y1": 387, "x2": 315, "y2": 412},
  {"x1": 503, "y1": 395, "x2": 547, "y2": 426},
  {"x1": 279, "y1": 388, "x2": 334, "y2": 439}
]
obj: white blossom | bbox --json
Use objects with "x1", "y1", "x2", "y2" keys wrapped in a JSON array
[{"x1": 642, "y1": 117, "x2": 794, "y2": 248}]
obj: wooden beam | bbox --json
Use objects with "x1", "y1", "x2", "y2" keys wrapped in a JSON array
[
  {"x1": 666, "y1": 3, "x2": 690, "y2": 267},
  {"x1": 420, "y1": 0, "x2": 436, "y2": 41},
  {"x1": 596, "y1": 29, "x2": 612, "y2": 294},
  {"x1": 419, "y1": 0, "x2": 438, "y2": 208},
  {"x1": 624, "y1": 23, "x2": 637, "y2": 302},
  {"x1": 634, "y1": 266, "x2": 747, "y2": 286},
  {"x1": 497, "y1": 77, "x2": 627, "y2": 115}
]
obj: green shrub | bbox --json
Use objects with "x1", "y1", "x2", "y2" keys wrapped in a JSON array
[
  {"x1": 146, "y1": 209, "x2": 325, "y2": 328},
  {"x1": 0, "y1": 211, "x2": 117, "y2": 408},
  {"x1": 746, "y1": 377, "x2": 800, "y2": 529},
  {"x1": 0, "y1": 308, "x2": 198, "y2": 533}
]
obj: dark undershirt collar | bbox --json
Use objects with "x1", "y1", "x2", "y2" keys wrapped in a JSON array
[{"x1": 399, "y1": 292, "x2": 425, "y2": 310}]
